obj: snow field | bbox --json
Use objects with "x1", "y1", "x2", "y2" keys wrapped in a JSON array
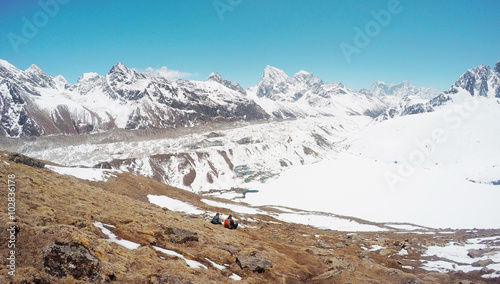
[
  {"x1": 421, "y1": 235, "x2": 500, "y2": 277},
  {"x1": 244, "y1": 98, "x2": 500, "y2": 229}
]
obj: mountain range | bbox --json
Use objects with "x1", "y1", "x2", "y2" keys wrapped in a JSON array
[
  {"x1": 1, "y1": 59, "x2": 500, "y2": 194},
  {"x1": 3, "y1": 58, "x2": 482, "y2": 138}
]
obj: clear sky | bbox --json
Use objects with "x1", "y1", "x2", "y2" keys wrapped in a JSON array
[{"x1": 0, "y1": 0, "x2": 499, "y2": 91}]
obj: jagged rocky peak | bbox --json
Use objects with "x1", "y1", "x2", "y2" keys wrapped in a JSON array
[
  {"x1": 292, "y1": 70, "x2": 323, "y2": 86},
  {"x1": 108, "y1": 62, "x2": 129, "y2": 74},
  {"x1": 369, "y1": 80, "x2": 438, "y2": 99},
  {"x1": 76, "y1": 72, "x2": 101, "y2": 84},
  {"x1": 26, "y1": 64, "x2": 44, "y2": 74},
  {"x1": 107, "y1": 62, "x2": 145, "y2": 83},
  {"x1": 449, "y1": 63, "x2": 500, "y2": 98},
  {"x1": 24, "y1": 64, "x2": 57, "y2": 89},
  {"x1": 206, "y1": 72, "x2": 223, "y2": 83},
  {"x1": 495, "y1": 60, "x2": 500, "y2": 74},
  {"x1": 54, "y1": 75, "x2": 68, "y2": 84},
  {"x1": 261, "y1": 65, "x2": 290, "y2": 84},
  {"x1": 53, "y1": 75, "x2": 69, "y2": 89},
  {"x1": 0, "y1": 59, "x2": 18, "y2": 72},
  {"x1": 205, "y1": 71, "x2": 245, "y2": 94}
]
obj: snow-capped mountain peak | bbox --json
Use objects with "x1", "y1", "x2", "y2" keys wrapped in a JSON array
[
  {"x1": 368, "y1": 80, "x2": 438, "y2": 99},
  {"x1": 292, "y1": 70, "x2": 323, "y2": 87},
  {"x1": 26, "y1": 64, "x2": 44, "y2": 75},
  {"x1": 495, "y1": 60, "x2": 500, "y2": 74},
  {"x1": 76, "y1": 72, "x2": 101, "y2": 84},
  {"x1": 261, "y1": 65, "x2": 290, "y2": 84},
  {"x1": 294, "y1": 70, "x2": 312, "y2": 77},
  {"x1": 205, "y1": 71, "x2": 245, "y2": 94},
  {"x1": 0, "y1": 59, "x2": 18, "y2": 72},
  {"x1": 108, "y1": 62, "x2": 129, "y2": 75},
  {"x1": 106, "y1": 62, "x2": 145, "y2": 83},
  {"x1": 53, "y1": 75, "x2": 69, "y2": 89},
  {"x1": 206, "y1": 72, "x2": 223, "y2": 83},
  {"x1": 24, "y1": 64, "x2": 57, "y2": 89},
  {"x1": 447, "y1": 63, "x2": 500, "y2": 98}
]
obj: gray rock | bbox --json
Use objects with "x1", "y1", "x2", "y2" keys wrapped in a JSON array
[
  {"x1": 401, "y1": 280, "x2": 422, "y2": 284},
  {"x1": 467, "y1": 248, "x2": 485, "y2": 258},
  {"x1": 236, "y1": 251, "x2": 273, "y2": 273},
  {"x1": 207, "y1": 132, "x2": 224, "y2": 138},
  {"x1": 165, "y1": 228, "x2": 199, "y2": 244},
  {"x1": 220, "y1": 244, "x2": 240, "y2": 255},
  {"x1": 42, "y1": 242, "x2": 100, "y2": 282},
  {"x1": 236, "y1": 137, "x2": 252, "y2": 145},
  {"x1": 93, "y1": 161, "x2": 112, "y2": 169},
  {"x1": 9, "y1": 153, "x2": 45, "y2": 168},
  {"x1": 471, "y1": 259, "x2": 493, "y2": 267}
]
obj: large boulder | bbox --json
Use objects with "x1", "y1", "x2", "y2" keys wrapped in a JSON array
[
  {"x1": 9, "y1": 153, "x2": 45, "y2": 168},
  {"x1": 165, "y1": 228, "x2": 199, "y2": 244},
  {"x1": 236, "y1": 251, "x2": 273, "y2": 273},
  {"x1": 93, "y1": 161, "x2": 112, "y2": 169},
  {"x1": 42, "y1": 242, "x2": 100, "y2": 282}
]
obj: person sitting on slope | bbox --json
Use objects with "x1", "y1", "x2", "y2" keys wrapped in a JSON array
[
  {"x1": 224, "y1": 214, "x2": 238, "y2": 230},
  {"x1": 211, "y1": 212, "x2": 222, "y2": 225}
]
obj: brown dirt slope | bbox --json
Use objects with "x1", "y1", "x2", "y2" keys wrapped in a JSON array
[{"x1": 0, "y1": 151, "x2": 498, "y2": 283}]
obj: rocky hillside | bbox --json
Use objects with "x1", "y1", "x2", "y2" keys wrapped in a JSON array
[{"x1": 1, "y1": 152, "x2": 499, "y2": 283}]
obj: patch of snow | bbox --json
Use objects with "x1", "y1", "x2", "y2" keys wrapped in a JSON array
[
  {"x1": 201, "y1": 199, "x2": 265, "y2": 215},
  {"x1": 273, "y1": 212, "x2": 386, "y2": 232},
  {"x1": 47, "y1": 165, "x2": 120, "y2": 182},
  {"x1": 204, "y1": 258, "x2": 226, "y2": 270},
  {"x1": 147, "y1": 195, "x2": 204, "y2": 215},
  {"x1": 369, "y1": 245, "x2": 386, "y2": 252},
  {"x1": 229, "y1": 273, "x2": 242, "y2": 281},
  {"x1": 402, "y1": 265, "x2": 414, "y2": 270},
  {"x1": 421, "y1": 235, "x2": 500, "y2": 274},
  {"x1": 421, "y1": 260, "x2": 481, "y2": 273},
  {"x1": 153, "y1": 246, "x2": 207, "y2": 269},
  {"x1": 397, "y1": 248, "x2": 409, "y2": 256},
  {"x1": 394, "y1": 231, "x2": 435, "y2": 235},
  {"x1": 387, "y1": 224, "x2": 427, "y2": 231},
  {"x1": 482, "y1": 272, "x2": 500, "y2": 279},
  {"x1": 93, "y1": 221, "x2": 140, "y2": 250}
]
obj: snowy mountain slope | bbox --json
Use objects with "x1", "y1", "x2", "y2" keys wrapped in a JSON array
[
  {"x1": 245, "y1": 96, "x2": 500, "y2": 229},
  {"x1": 0, "y1": 60, "x2": 267, "y2": 137},
  {"x1": 247, "y1": 66, "x2": 387, "y2": 119},
  {"x1": 375, "y1": 61, "x2": 500, "y2": 122},
  {"x1": 364, "y1": 80, "x2": 439, "y2": 100}
]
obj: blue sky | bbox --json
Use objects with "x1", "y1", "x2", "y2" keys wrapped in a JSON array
[{"x1": 0, "y1": 0, "x2": 499, "y2": 91}]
